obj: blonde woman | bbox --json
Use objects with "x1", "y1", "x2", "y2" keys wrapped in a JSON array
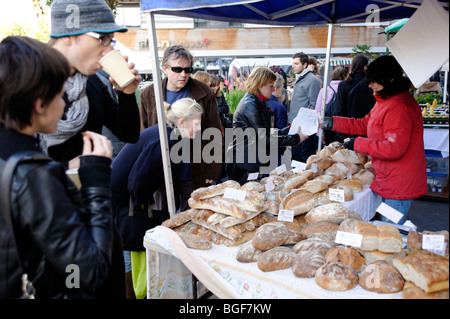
[
  {"x1": 110, "y1": 98, "x2": 202, "y2": 252},
  {"x1": 226, "y1": 67, "x2": 307, "y2": 184}
]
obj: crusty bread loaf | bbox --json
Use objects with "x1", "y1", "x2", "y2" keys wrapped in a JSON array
[
  {"x1": 292, "y1": 238, "x2": 334, "y2": 256},
  {"x1": 377, "y1": 225, "x2": 403, "y2": 253},
  {"x1": 257, "y1": 246, "x2": 296, "y2": 272},
  {"x1": 240, "y1": 181, "x2": 265, "y2": 193},
  {"x1": 338, "y1": 218, "x2": 365, "y2": 233},
  {"x1": 162, "y1": 209, "x2": 194, "y2": 228},
  {"x1": 236, "y1": 241, "x2": 262, "y2": 262},
  {"x1": 314, "y1": 174, "x2": 336, "y2": 186},
  {"x1": 407, "y1": 230, "x2": 449, "y2": 257},
  {"x1": 177, "y1": 232, "x2": 212, "y2": 250},
  {"x1": 359, "y1": 260, "x2": 405, "y2": 293},
  {"x1": 353, "y1": 169, "x2": 375, "y2": 185},
  {"x1": 359, "y1": 248, "x2": 406, "y2": 266},
  {"x1": 188, "y1": 197, "x2": 248, "y2": 219},
  {"x1": 393, "y1": 251, "x2": 449, "y2": 293},
  {"x1": 324, "y1": 162, "x2": 352, "y2": 180},
  {"x1": 315, "y1": 262, "x2": 359, "y2": 291},
  {"x1": 260, "y1": 175, "x2": 286, "y2": 190},
  {"x1": 283, "y1": 229, "x2": 307, "y2": 245},
  {"x1": 302, "y1": 220, "x2": 339, "y2": 244},
  {"x1": 332, "y1": 185, "x2": 354, "y2": 202},
  {"x1": 305, "y1": 203, "x2": 349, "y2": 224},
  {"x1": 282, "y1": 175, "x2": 308, "y2": 193},
  {"x1": 331, "y1": 149, "x2": 367, "y2": 165},
  {"x1": 336, "y1": 178, "x2": 363, "y2": 193},
  {"x1": 279, "y1": 189, "x2": 316, "y2": 216},
  {"x1": 190, "y1": 179, "x2": 240, "y2": 201},
  {"x1": 300, "y1": 179, "x2": 328, "y2": 194},
  {"x1": 319, "y1": 145, "x2": 340, "y2": 158},
  {"x1": 325, "y1": 247, "x2": 365, "y2": 272},
  {"x1": 314, "y1": 190, "x2": 334, "y2": 206},
  {"x1": 402, "y1": 281, "x2": 449, "y2": 299},
  {"x1": 292, "y1": 250, "x2": 326, "y2": 278},
  {"x1": 305, "y1": 156, "x2": 334, "y2": 170},
  {"x1": 252, "y1": 222, "x2": 290, "y2": 251}
]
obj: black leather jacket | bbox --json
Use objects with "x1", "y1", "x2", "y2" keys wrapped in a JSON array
[
  {"x1": 0, "y1": 126, "x2": 113, "y2": 299},
  {"x1": 227, "y1": 93, "x2": 300, "y2": 172}
]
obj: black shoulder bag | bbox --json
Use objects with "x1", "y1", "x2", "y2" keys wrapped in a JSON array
[{"x1": 1, "y1": 151, "x2": 51, "y2": 299}]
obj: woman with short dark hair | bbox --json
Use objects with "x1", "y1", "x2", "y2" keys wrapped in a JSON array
[{"x1": 0, "y1": 36, "x2": 114, "y2": 299}]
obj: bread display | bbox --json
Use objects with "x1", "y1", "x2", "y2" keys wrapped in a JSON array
[
  {"x1": 315, "y1": 262, "x2": 359, "y2": 291},
  {"x1": 257, "y1": 246, "x2": 296, "y2": 272},
  {"x1": 177, "y1": 232, "x2": 212, "y2": 250},
  {"x1": 352, "y1": 169, "x2": 375, "y2": 185},
  {"x1": 240, "y1": 181, "x2": 265, "y2": 193},
  {"x1": 282, "y1": 175, "x2": 308, "y2": 193},
  {"x1": 393, "y1": 251, "x2": 449, "y2": 293},
  {"x1": 336, "y1": 178, "x2": 363, "y2": 193},
  {"x1": 331, "y1": 149, "x2": 368, "y2": 165},
  {"x1": 302, "y1": 220, "x2": 339, "y2": 244},
  {"x1": 161, "y1": 209, "x2": 195, "y2": 228},
  {"x1": 300, "y1": 179, "x2": 329, "y2": 194},
  {"x1": 292, "y1": 238, "x2": 334, "y2": 256},
  {"x1": 304, "y1": 203, "x2": 349, "y2": 224},
  {"x1": 359, "y1": 249, "x2": 406, "y2": 267},
  {"x1": 407, "y1": 230, "x2": 449, "y2": 257},
  {"x1": 325, "y1": 247, "x2": 365, "y2": 272},
  {"x1": 402, "y1": 281, "x2": 449, "y2": 299},
  {"x1": 359, "y1": 261, "x2": 405, "y2": 293},
  {"x1": 292, "y1": 251, "x2": 326, "y2": 278}
]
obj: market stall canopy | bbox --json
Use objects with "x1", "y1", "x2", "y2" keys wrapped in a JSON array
[
  {"x1": 228, "y1": 57, "x2": 293, "y2": 76},
  {"x1": 318, "y1": 56, "x2": 353, "y2": 67},
  {"x1": 384, "y1": 18, "x2": 409, "y2": 34},
  {"x1": 141, "y1": 0, "x2": 448, "y2": 25}
]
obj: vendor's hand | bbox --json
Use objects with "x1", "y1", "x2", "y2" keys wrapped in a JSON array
[
  {"x1": 296, "y1": 126, "x2": 309, "y2": 143},
  {"x1": 109, "y1": 56, "x2": 142, "y2": 94},
  {"x1": 321, "y1": 116, "x2": 333, "y2": 131},
  {"x1": 343, "y1": 137, "x2": 356, "y2": 151},
  {"x1": 81, "y1": 131, "x2": 113, "y2": 160},
  {"x1": 205, "y1": 179, "x2": 214, "y2": 185}
]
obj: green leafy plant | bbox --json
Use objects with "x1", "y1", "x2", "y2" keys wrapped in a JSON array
[
  {"x1": 351, "y1": 44, "x2": 378, "y2": 58},
  {"x1": 225, "y1": 89, "x2": 246, "y2": 114},
  {"x1": 415, "y1": 92, "x2": 443, "y2": 105}
]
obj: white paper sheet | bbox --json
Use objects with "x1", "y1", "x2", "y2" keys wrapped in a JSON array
[
  {"x1": 386, "y1": 0, "x2": 449, "y2": 89},
  {"x1": 288, "y1": 107, "x2": 319, "y2": 136}
]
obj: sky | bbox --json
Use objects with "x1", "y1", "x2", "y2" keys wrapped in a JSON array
[{"x1": 0, "y1": 0, "x2": 42, "y2": 26}]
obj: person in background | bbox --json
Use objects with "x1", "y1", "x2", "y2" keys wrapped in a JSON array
[
  {"x1": 193, "y1": 70, "x2": 211, "y2": 85},
  {"x1": 139, "y1": 45, "x2": 222, "y2": 211},
  {"x1": 322, "y1": 55, "x2": 427, "y2": 224},
  {"x1": 314, "y1": 66, "x2": 347, "y2": 145},
  {"x1": 268, "y1": 73, "x2": 288, "y2": 165},
  {"x1": 308, "y1": 56, "x2": 323, "y2": 87},
  {"x1": 209, "y1": 74, "x2": 230, "y2": 128},
  {"x1": 0, "y1": 36, "x2": 113, "y2": 299},
  {"x1": 226, "y1": 67, "x2": 307, "y2": 184},
  {"x1": 289, "y1": 52, "x2": 321, "y2": 163},
  {"x1": 110, "y1": 98, "x2": 202, "y2": 298}
]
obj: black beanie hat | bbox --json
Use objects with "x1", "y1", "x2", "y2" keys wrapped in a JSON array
[{"x1": 366, "y1": 55, "x2": 403, "y2": 83}]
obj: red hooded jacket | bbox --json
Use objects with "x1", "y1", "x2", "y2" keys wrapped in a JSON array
[{"x1": 332, "y1": 91, "x2": 427, "y2": 200}]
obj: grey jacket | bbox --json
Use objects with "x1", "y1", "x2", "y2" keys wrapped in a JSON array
[{"x1": 288, "y1": 70, "x2": 321, "y2": 123}]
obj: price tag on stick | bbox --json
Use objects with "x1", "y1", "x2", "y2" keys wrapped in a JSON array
[
  {"x1": 376, "y1": 203, "x2": 404, "y2": 224},
  {"x1": 335, "y1": 231, "x2": 363, "y2": 248},
  {"x1": 278, "y1": 209, "x2": 294, "y2": 222}
]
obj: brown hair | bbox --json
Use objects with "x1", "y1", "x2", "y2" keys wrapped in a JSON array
[
  {"x1": 0, "y1": 36, "x2": 70, "y2": 130},
  {"x1": 209, "y1": 74, "x2": 222, "y2": 98},
  {"x1": 161, "y1": 45, "x2": 194, "y2": 68},
  {"x1": 193, "y1": 71, "x2": 210, "y2": 84},
  {"x1": 331, "y1": 66, "x2": 347, "y2": 81},
  {"x1": 245, "y1": 67, "x2": 277, "y2": 96}
]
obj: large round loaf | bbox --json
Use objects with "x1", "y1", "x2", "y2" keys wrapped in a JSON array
[
  {"x1": 257, "y1": 246, "x2": 296, "y2": 272},
  {"x1": 252, "y1": 222, "x2": 289, "y2": 250},
  {"x1": 292, "y1": 251, "x2": 326, "y2": 278},
  {"x1": 292, "y1": 238, "x2": 334, "y2": 256},
  {"x1": 331, "y1": 149, "x2": 367, "y2": 164},
  {"x1": 359, "y1": 260, "x2": 405, "y2": 293},
  {"x1": 305, "y1": 203, "x2": 349, "y2": 224},
  {"x1": 325, "y1": 247, "x2": 365, "y2": 272},
  {"x1": 353, "y1": 169, "x2": 375, "y2": 185},
  {"x1": 279, "y1": 189, "x2": 316, "y2": 216},
  {"x1": 336, "y1": 178, "x2": 363, "y2": 193},
  {"x1": 236, "y1": 241, "x2": 262, "y2": 263},
  {"x1": 315, "y1": 262, "x2": 359, "y2": 291}
]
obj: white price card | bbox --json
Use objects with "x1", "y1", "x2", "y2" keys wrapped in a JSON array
[
  {"x1": 422, "y1": 235, "x2": 446, "y2": 255},
  {"x1": 223, "y1": 188, "x2": 247, "y2": 202},
  {"x1": 247, "y1": 172, "x2": 259, "y2": 181},
  {"x1": 376, "y1": 202, "x2": 404, "y2": 224},
  {"x1": 329, "y1": 188, "x2": 345, "y2": 202},
  {"x1": 278, "y1": 209, "x2": 294, "y2": 222},
  {"x1": 265, "y1": 181, "x2": 275, "y2": 192},
  {"x1": 276, "y1": 164, "x2": 287, "y2": 175},
  {"x1": 291, "y1": 160, "x2": 307, "y2": 172},
  {"x1": 310, "y1": 163, "x2": 318, "y2": 173},
  {"x1": 335, "y1": 231, "x2": 363, "y2": 248}
]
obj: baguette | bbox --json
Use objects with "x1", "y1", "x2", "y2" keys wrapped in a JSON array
[
  {"x1": 190, "y1": 179, "x2": 240, "y2": 201},
  {"x1": 177, "y1": 232, "x2": 212, "y2": 250}
]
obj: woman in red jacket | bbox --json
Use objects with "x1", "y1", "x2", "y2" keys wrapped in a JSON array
[{"x1": 322, "y1": 56, "x2": 427, "y2": 224}]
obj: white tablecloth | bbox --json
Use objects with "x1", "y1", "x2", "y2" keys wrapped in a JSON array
[
  {"x1": 144, "y1": 226, "x2": 401, "y2": 299},
  {"x1": 423, "y1": 128, "x2": 449, "y2": 157},
  {"x1": 143, "y1": 187, "x2": 390, "y2": 299}
]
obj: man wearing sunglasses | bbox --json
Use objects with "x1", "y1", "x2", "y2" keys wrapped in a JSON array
[
  {"x1": 42, "y1": 0, "x2": 141, "y2": 166},
  {"x1": 42, "y1": 0, "x2": 142, "y2": 299},
  {"x1": 140, "y1": 45, "x2": 223, "y2": 212}
]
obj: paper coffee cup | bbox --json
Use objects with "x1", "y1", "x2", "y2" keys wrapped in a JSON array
[
  {"x1": 99, "y1": 50, "x2": 135, "y2": 88},
  {"x1": 66, "y1": 168, "x2": 81, "y2": 189}
]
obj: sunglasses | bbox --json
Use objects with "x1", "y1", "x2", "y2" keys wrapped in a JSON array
[
  {"x1": 85, "y1": 32, "x2": 116, "y2": 47},
  {"x1": 169, "y1": 66, "x2": 194, "y2": 74}
]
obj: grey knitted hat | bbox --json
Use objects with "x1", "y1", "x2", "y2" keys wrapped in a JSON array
[{"x1": 50, "y1": 0, "x2": 127, "y2": 37}]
